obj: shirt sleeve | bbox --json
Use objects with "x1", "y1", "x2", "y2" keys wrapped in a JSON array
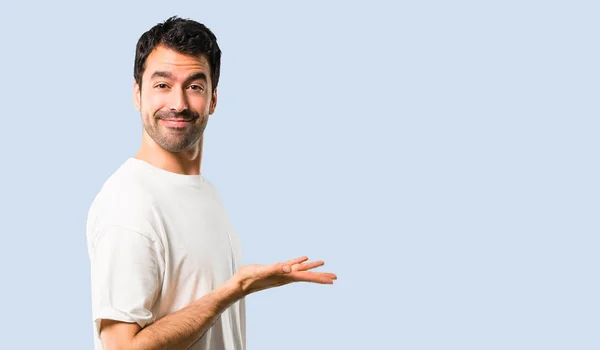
[{"x1": 90, "y1": 225, "x2": 164, "y2": 338}]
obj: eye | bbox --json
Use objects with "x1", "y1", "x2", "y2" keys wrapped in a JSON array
[
  {"x1": 189, "y1": 84, "x2": 205, "y2": 92},
  {"x1": 154, "y1": 83, "x2": 169, "y2": 89}
]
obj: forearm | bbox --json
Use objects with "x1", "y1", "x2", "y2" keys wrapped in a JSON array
[{"x1": 130, "y1": 279, "x2": 243, "y2": 350}]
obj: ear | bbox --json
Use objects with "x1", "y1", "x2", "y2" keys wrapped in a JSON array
[
  {"x1": 133, "y1": 79, "x2": 141, "y2": 111},
  {"x1": 209, "y1": 88, "x2": 218, "y2": 115}
]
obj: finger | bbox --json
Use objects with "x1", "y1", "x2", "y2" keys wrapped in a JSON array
[
  {"x1": 285, "y1": 271, "x2": 337, "y2": 284},
  {"x1": 285, "y1": 256, "x2": 309, "y2": 266},
  {"x1": 325, "y1": 273, "x2": 338, "y2": 280},
  {"x1": 280, "y1": 256, "x2": 309, "y2": 273},
  {"x1": 314, "y1": 272, "x2": 337, "y2": 280},
  {"x1": 292, "y1": 260, "x2": 324, "y2": 272}
]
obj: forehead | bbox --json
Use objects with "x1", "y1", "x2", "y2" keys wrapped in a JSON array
[{"x1": 144, "y1": 45, "x2": 210, "y2": 79}]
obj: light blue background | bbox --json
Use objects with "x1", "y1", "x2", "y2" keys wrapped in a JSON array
[{"x1": 0, "y1": 0, "x2": 598, "y2": 349}]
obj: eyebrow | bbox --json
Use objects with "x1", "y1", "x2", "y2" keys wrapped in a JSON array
[
  {"x1": 185, "y1": 72, "x2": 208, "y2": 84},
  {"x1": 150, "y1": 71, "x2": 207, "y2": 84}
]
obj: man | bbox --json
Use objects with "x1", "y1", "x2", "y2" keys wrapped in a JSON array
[{"x1": 86, "y1": 16, "x2": 337, "y2": 350}]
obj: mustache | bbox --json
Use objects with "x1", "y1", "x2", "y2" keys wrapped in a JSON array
[{"x1": 155, "y1": 110, "x2": 200, "y2": 122}]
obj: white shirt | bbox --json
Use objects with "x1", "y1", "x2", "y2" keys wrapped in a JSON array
[{"x1": 86, "y1": 157, "x2": 246, "y2": 349}]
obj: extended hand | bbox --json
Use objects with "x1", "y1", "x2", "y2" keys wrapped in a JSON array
[{"x1": 233, "y1": 256, "x2": 337, "y2": 296}]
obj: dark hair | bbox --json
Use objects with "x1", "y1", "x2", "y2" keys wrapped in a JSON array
[{"x1": 134, "y1": 16, "x2": 221, "y2": 92}]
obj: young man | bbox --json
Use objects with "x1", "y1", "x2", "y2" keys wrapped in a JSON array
[{"x1": 86, "y1": 16, "x2": 336, "y2": 350}]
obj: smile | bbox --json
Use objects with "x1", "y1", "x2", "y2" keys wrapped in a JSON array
[{"x1": 159, "y1": 119, "x2": 193, "y2": 127}]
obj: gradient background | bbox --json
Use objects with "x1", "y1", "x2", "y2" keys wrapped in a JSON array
[{"x1": 0, "y1": 1, "x2": 598, "y2": 349}]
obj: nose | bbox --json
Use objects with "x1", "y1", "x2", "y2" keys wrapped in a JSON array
[{"x1": 169, "y1": 88, "x2": 188, "y2": 112}]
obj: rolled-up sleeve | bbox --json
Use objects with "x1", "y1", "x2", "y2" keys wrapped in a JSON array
[{"x1": 90, "y1": 225, "x2": 164, "y2": 337}]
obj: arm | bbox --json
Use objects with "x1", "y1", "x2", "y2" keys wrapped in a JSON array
[
  {"x1": 100, "y1": 256, "x2": 337, "y2": 350},
  {"x1": 101, "y1": 278, "x2": 240, "y2": 350}
]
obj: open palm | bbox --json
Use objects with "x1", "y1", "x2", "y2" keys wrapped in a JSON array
[{"x1": 235, "y1": 256, "x2": 337, "y2": 295}]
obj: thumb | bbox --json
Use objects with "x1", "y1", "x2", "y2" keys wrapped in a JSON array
[{"x1": 280, "y1": 264, "x2": 291, "y2": 274}]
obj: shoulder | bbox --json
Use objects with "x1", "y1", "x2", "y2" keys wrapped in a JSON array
[
  {"x1": 86, "y1": 160, "x2": 160, "y2": 243},
  {"x1": 201, "y1": 176, "x2": 224, "y2": 202}
]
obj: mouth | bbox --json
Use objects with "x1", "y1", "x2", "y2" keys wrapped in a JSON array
[{"x1": 159, "y1": 119, "x2": 194, "y2": 128}]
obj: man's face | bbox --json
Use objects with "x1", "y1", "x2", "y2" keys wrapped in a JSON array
[{"x1": 134, "y1": 45, "x2": 217, "y2": 153}]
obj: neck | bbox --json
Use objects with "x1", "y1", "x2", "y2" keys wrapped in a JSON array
[{"x1": 135, "y1": 131, "x2": 204, "y2": 175}]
